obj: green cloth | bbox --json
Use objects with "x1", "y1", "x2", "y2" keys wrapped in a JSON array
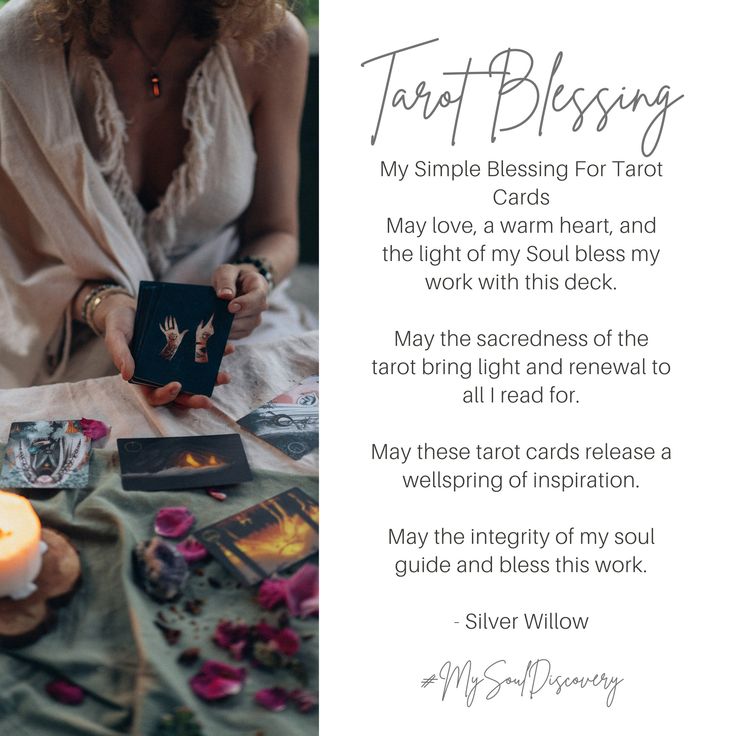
[{"x1": 0, "y1": 449, "x2": 318, "y2": 736}]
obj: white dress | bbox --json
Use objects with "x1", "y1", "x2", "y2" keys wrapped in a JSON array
[
  {"x1": 62, "y1": 40, "x2": 315, "y2": 381},
  {"x1": 69, "y1": 40, "x2": 255, "y2": 279}
]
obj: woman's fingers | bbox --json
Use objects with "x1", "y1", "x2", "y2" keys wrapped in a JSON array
[
  {"x1": 106, "y1": 326, "x2": 135, "y2": 381},
  {"x1": 139, "y1": 381, "x2": 229, "y2": 409},
  {"x1": 173, "y1": 394, "x2": 213, "y2": 410},
  {"x1": 227, "y1": 271, "x2": 269, "y2": 315},
  {"x1": 229, "y1": 313, "x2": 262, "y2": 339},
  {"x1": 228, "y1": 290, "x2": 268, "y2": 316},
  {"x1": 212, "y1": 263, "x2": 242, "y2": 300},
  {"x1": 139, "y1": 382, "x2": 214, "y2": 409},
  {"x1": 224, "y1": 343, "x2": 235, "y2": 356},
  {"x1": 141, "y1": 382, "x2": 182, "y2": 406},
  {"x1": 101, "y1": 302, "x2": 136, "y2": 380}
]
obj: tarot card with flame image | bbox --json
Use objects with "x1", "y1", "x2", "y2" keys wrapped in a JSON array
[
  {"x1": 195, "y1": 488, "x2": 319, "y2": 585},
  {"x1": 0, "y1": 420, "x2": 91, "y2": 490},
  {"x1": 237, "y1": 376, "x2": 319, "y2": 460},
  {"x1": 117, "y1": 434, "x2": 252, "y2": 491}
]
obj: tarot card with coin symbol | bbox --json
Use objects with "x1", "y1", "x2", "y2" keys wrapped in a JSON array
[
  {"x1": 237, "y1": 376, "x2": 319, "y2": 460},
  {"x1": 0, "y1": 420, "x2": 91, "y2": 490},
  {"x1": 195, "y1": 487, "x2": 319, "y2": 585}
]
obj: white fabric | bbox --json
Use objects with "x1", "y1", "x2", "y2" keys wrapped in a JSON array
[
  {"x1": 68, "y1": 38, "x2": 256, "y2": 277},
  {"x1": 0, "y1": 331, "x2": 319, "y2": 476},
  {"x1": 0, "y1": 0, "x2": 153, "y2": 387}
]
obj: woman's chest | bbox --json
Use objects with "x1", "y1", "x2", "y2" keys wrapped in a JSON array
[
  {"x1": 100, "y1": 45, "x2": 209, "y2": 211},
  {"x1": 69, "y1": 39, "x2": 257, "y2": 272}
]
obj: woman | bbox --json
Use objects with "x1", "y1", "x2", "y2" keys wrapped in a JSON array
[{"x1": 0, "y1": 0, "x2": 309, "y2": 408}]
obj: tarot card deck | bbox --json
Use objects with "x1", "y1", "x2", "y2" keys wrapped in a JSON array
[
  {"x1": 195, "y1": 488, "x2": 319, "y2": 585},
  {"x1": 237, "y1": 376, "x2": 319, "y2": 459},
  {"x1": 130, "y1": 281, "x2": 234, "y2": 396},
  {"x1": 117, "y1": 434, "x2": 252, "y2": 491},
  {"x1": 0, "y1": 420, "x2": 92, "y2": 490}
]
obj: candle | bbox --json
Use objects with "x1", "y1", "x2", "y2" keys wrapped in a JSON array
[{"x1": 0, "y1": 490, "x2": 46, "y2": 600}]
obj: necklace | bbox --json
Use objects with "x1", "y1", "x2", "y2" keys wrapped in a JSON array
[{"x1": 127, "y1": 15, "x2": 186, "y2": 98}]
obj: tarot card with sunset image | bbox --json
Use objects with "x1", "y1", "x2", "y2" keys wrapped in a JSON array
[
  {"x1": 194, "y1": 488, "x2": 319, "y2": 585},
  {"x1": 117, "y1": 434, "x2": 251, "y2": 491}
]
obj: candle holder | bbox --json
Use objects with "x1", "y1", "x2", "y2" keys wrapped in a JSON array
[{"x1": 0, "y1": 528, "x2": 81, "y2": 648}]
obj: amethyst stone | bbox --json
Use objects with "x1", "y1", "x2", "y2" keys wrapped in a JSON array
[{"x1": 132, "y1": 537, "x2": 189, "y2": 602}]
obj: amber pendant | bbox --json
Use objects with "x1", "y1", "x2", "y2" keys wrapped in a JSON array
[{"x1": 149, "y1": 70, "x2": 161, "y2": 98}]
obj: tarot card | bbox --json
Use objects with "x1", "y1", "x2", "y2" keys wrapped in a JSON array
[
  {"x1": 195, "y1": 488, "x2": 319, "y2": 585},
  {"x1": 0, "y1": 420, "x2": 91, "y2": 490},
  {"x1": 130, "y1": 281, "x2": 234, "y2": 396},
  {"x1": 117, "y1": 434, "x2": 252, "y2": 491},
  {"x1": 130, "y1": 280, "x2": 159, "y2": 359},
  {"x1": 237, "y1": 376, "x2": 319, "y2": 459}
]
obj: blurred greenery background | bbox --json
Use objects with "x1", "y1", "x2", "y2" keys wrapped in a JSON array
[{"x1": 300, "y1": 0, "x2": 319, "y2": 27}]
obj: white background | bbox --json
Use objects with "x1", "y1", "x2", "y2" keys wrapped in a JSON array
[{"x1": 319, "y1": 1, "x2": 735, "y2": 733}]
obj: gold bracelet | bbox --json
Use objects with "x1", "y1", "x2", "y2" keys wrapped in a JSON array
[
  {"x1": 81, "y1": 283, "x2": 115, "y2": 326},
  {"x1": 86, "y1": 286, "x2": 133, "y2": 337}
]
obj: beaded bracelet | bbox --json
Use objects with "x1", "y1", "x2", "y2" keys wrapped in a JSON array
[
  {"x1": 233, "y1": 255, "x2": 276, "y2": 291},
  {"x1": 82, "y1": 284, "x2": 133, "y2": 337}
]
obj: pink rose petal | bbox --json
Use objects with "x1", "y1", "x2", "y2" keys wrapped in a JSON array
[
  {"x1": 46, "y1": 679, "x2": 85, "y2": 705},
  {"x1": 190, "y1": 660, "x2": 246, "y2": 701},
  {"x1": 283, "y1": 564, "x2": 319, "y2": 618},
  {"x1": 213, "y1": 620, "x2": 250, "y2": 660},
  {"x1": 256, "y1": 565, "x2": 319, "y2": 617},
  {"x1": 299, "y1": 595, "x2": 319, "y2": 618},
  {"x1": 207, "y1": 488, "x2": 228, "y2": 502},
  {"x1": 80, "y1": 418, "x2": 109, "y2": 441},
  {"x1": 155, "y1": 507, "x2": 195, "y2": 539},
  {"x1": 257, "y1": 578, "x2": 287, "y2": 611},
  {"x1": 229, "y1": 639, "x2": 248, "y2": 661},
  {"x1": 254, "y1": 621, "x2": 279, "y2": 642},
  {"x1": 290, "y1": 688, "x2": 318, "y2": 714},
  {"x1": 273, "y1": 628, "x2": 300, "y2": 657},
  {"x1": 254, "y1": 687, "x2": 289, "y2": 712},
  {"x1": 176, "y1": 538, "x2": 209, "y2": 564},
  {"x1": 213, "y1": 620, "x2": 250, "y2": 648}
]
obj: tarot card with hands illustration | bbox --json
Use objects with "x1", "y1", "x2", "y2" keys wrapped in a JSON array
[
  {"x1": 0, "y1": 420, "x2": 91, "y2": 490},
  {"x1": 129, "y1": 281, "x2": 233, "y2": 396}
]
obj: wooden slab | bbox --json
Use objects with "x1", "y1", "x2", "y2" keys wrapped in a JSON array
[{"x1": 0, "y1": 528, "x2": 81, "y2": 648}]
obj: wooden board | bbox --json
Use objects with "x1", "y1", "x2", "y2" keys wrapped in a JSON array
[{"x1": 0, "y1": 528, "x2": 81, "y2": 648}]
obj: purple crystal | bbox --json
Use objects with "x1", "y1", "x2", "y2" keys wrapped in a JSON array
[{"x1": 132, "y1": 538, "x2": 189, "y2": 602}]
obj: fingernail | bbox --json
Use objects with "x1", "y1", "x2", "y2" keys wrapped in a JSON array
[
  {"x1": 229, "y1": 303, "x2": 241, "y2": 313},
  {"x1": 219, "y1": 288, "x2": 234, "y2": 297},
  {"x1": 170, "y1": 384, "x2": 180, "y2": 395}
]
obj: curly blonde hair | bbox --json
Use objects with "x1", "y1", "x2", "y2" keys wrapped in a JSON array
[{"x1": 35, "y1": 0, "x2": 289, "y2": 58}]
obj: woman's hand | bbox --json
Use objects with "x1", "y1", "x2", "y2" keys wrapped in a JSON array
[
  {"x1": 98, "y1": 293, "x2": 136, "y2": 380},
  {"x1": 96, "y1": 292, "x2": 231, "y2": 408},
  {"x1": 212, "y1": 264, "x2": 269, "y2": 339}
]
